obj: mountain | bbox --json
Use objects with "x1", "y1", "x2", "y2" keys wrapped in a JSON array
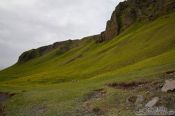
[
  {"x1": 17, "y1": 0, "x2": 175, "y2": 63},
  {"x1": 0, "y1": 0, "x2": 175, "y2": 115}
]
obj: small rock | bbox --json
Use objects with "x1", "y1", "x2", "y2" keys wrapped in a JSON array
[
  {"x1": 135, "y1": 95, "x2": 144, "y2": 109},
  {"x1": 145, "y1": 97, "x2": 159, "y2": 108},
  {"x1": 161, "y1": 80, "x2": 175, "y2": 92},
  {"x1": 127, "y1": 95, "x2": 144, "y2": 109},
  {"x1": 135, "y1": 95, "x2": 144, "y2": 104}
]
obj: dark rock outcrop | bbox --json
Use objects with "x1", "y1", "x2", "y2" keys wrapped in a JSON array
[
  {"x1": 96, "y1": 0, "x2": 175, "y2": 42},
  {"x1": 18, "y1": 40, "x2": 79, "y2": 63}
]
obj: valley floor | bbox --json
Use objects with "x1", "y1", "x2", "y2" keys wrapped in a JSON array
[{"x1": 0, "y1": 64, "x2": 175, "y2": 116}]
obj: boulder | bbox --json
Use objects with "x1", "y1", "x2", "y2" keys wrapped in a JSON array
[
  {"x1": 161, "y1": 80, "x2": 175, "y2": 92},
  {"x1": 145, "y1": 97, "x2": 159, "y2": 108}
]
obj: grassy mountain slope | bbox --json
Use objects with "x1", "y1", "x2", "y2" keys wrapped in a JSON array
[
  {"x1": 1, "y1": 0, "x2": 175, "y2": 115},
  {"x1": 1, "y1": 12, "x2": 175, "y2": 83},
  {"x1": 0, "y1": 11, "x2": 175, "y2": 115}
]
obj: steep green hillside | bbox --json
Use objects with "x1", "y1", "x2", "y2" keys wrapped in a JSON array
[
  {"x1": 0, "y1": 0, "x2": 175, "y2": 116},
  {"x1": 1, "y1": 12, "x2": 175, "y2": 84}
]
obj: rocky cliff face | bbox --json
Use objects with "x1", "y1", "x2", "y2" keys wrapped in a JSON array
[
  {"x1": 18, "y1": 0, "x2": 175, "y2": 63},
  {"x1": 96, "y1": 0, "x2": 175, "y2": 42}
]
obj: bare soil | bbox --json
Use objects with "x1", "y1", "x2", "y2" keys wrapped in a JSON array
[{"x1": 107, "y1": 81, "x2": 149, "y2": 89}]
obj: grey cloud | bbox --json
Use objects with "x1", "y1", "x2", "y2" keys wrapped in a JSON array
[{"x1": 0, "y1": 0, "x2": 123, "y2": 69}]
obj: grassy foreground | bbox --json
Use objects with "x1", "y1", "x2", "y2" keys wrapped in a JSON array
[{"x1": 0, "y1": 12, "x2": 175, "y2": 116}]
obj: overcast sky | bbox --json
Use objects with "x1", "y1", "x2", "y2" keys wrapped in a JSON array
[{"x1": 0, "y1": 0, "x2": 123, "y2": 69}]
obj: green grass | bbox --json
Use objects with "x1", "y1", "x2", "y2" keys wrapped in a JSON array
[{"x1": 0, "y1": 13, "x2": 175, "y2": 116}]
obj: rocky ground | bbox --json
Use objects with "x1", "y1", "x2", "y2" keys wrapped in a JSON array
[
  {"x1": 81, "y1": 70, "x2": 175, "y2": 115},
  {"x1": 0, "y1": 93, "x2": 15, "y2": 116}
]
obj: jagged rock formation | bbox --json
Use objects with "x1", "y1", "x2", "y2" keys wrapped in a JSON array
[
  {"x1": 97, "y1": 0, "x2": 175, "y2": 42},
  {"x1": 18, "y1": 0, "x2": 175, "y2": 63}
]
